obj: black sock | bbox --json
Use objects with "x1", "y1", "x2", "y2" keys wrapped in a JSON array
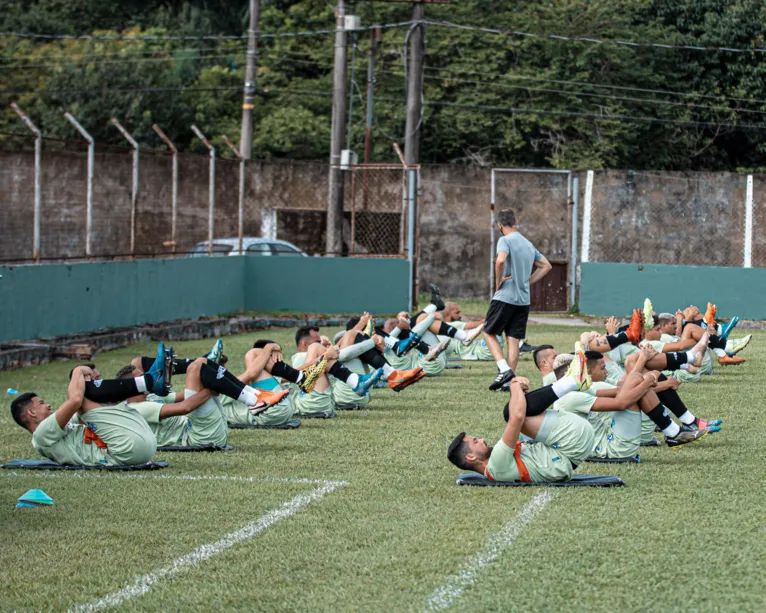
[
  {"x1": 708, "y1": 334, "x2": 726, "y2": 350},
  {"x1": 417, "y1": 340, "x2": 431, "y2": 354},
  {"x1": 269, "y1": 360, "x2": 301, "y2": 383},
  {"x1": 606, "y1": 332, "x2": 629, "y2": 350},
  {"x1": 645, "y1": 403, "x2": 672, "y2": 430},
  {"x1": 329, "y1": 362, "x2": 353, "y2": 384},
  {"x1": 664, "y1": 352, "x2": 688, "y2": 370},
  {"x1": 198, "y1": 362, "x2": 246, "y2": 400},
  {"x1": 141, "y1": 356, "x2": 194, "y2": 375},
  {"x1": 84, "y1": 378, "x2": 142, "y2": 403},
  {"x1": 502, "y1": 385, "x2": 558, "y2": 421},
  {"x1": 656, "y1": 388, "x2": 688, "y2": 419},
  {"x1": 437, "y1": 322, "x2": 458, "y2": 338},
  {"x1": 353, "y1": 333, "x2": 389, "y2": 369}
]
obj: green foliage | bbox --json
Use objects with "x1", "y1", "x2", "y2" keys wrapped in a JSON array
[{"x1": 2, "y1": 0, "x2": 766, "y2": 169}]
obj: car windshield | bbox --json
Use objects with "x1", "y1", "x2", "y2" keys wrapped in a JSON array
[
  {"x1": 270, "y1": 243, "x2": 302, "y2": 256},
  {"x1": 190, "y1": 244, "x2": 232, "y2": 257}
]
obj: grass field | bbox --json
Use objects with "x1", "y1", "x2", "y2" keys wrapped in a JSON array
[{"x1": 1, "y1": 324, "x2": 765, "y2": 612}]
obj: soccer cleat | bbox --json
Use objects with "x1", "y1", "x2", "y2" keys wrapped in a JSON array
[
  {"x1": 666, "y1": 427, "x2": 710, "y2": 449},
  {"x1": 461, "y1": 324, "x2": 485, "y2": 346},
  {"x1": 718, "y1": 355, "x2": 745, "y2": 366},
  {"x1": 206, "y1": 339, "x2": 224, "y2": 363},
  {"x1": 626, "y1": 309, "x2": 643, "y2": 343},
  {"x1": 489, "y1": 368, "x2": 515, "y2": 391},
  {"x1": 643, "y1": 297, "x2": 654, "y2": 330},
  {"x1": 726, "y1": 334, "x2": 751, "y2": 356},
  {"x1": 299, "y1": 355, "x2": 328, "y2": 394},
  {"x1": 688, "y1": 417, "x2": 722, "y2": 433},
  {"x1": 248, "y1": 389, "x2": 290, "y2": 416},
  {"x1": 388, "y1": 367, "x2": 426, "y2": 392},
  {"x1": 689, "y1": 331, "x2": 710, "y2": 367},
  {"x1": 394, "y1": 333, "x2": 421, "y2": 357},
  {"x1": 704, "y1": 302, "x2": 717, "y2": 328},
  {"x1": 520, "y1": 341, "x2": 538, "y2": 354},
  {"x1": 719, "y1": 316, "x2": 739, "y2": 340},
  {"x1": 429, "y1": 282, "x2": 446, "y2": 312},
  {"x1": 362, "y1": 317, "x2": 375, "y2": 338},
  {"x1": 146, "y1": 342, "x2": 171, "y2": 396},
  {"x1": 353, "y1": 367, "x2": 385, "y2": 396},
  {"x1": 424, "y1": 338, "x2": 451, "y2": 361},
  {"x1": 567, "y1": 343, "x2": 592, "y2": 392}
]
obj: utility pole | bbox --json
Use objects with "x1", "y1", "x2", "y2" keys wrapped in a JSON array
[
  {"x1": 326, "y1": 0, "x2": 349, "y2": 256},
  {"x1": 404, "y1": 1, "x2": 425, "y2": 309},
  {"x1": 363, "y1": 25, "x2": 381, "y2": 164},
  {"x1": 240, "y1": 0, "x2": 260, "y2": 159}
]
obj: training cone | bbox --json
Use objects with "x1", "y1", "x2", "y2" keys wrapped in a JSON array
[{"x1": 18, "y1": 489, "x2": 54, "y2": 506}]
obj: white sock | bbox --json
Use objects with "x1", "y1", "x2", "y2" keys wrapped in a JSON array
[
  {"x1": 424, "y1": 304, "x2": 437, "y2": 315},
  {"x1": 389, "y1": 327, "x2": 402, "y2": 339},
  {"x1": 346, "y1": 373, "x2": 360, "y2": 388},
  {"x1": 680, "y1": 364, "x2": 691, "y2": 371},
  {"x1": 552, "y1": 376, "x2": 578, "y2": 398},
  {"x1": 339, "y1": 339, "x2": 375, "y2": 362},
  {"x1": 713, "y1": 348, "x2": 726, "y2": 357},
  {"x1": 384, "y1": 335, "x2": 397, "y2": 349},
  {"x1": 686, "y1": 347, "x2": 700, "y2": 363},
  {"x1": 295, "y1": 371, "x2": 304, "y2": 383},
  {"x1": 135, "y1": 376, "x2": 148, "y2": 394},
  {"x1": 518, "y1": 338, "x2": 524, "y2": 347},
  {"x1": 382, "y1": 364, "x2": 395, "y2": 377},
  {"x1": 497, "y1": 359, "x2": 510, "y2": 373},
  {"x1": 453, "y1": 329, "x2": 468, "y2": 341},
  {"x1": 663, "y1": 422, "x2": 681, "y2": 438},
  {"x1": 678, "y1": 410, "x2": 695, "y2": 426},
  {"x1": 237, "y1": 385, "x2": 259, "y2": 406},
  {"x1": 725, "y1": 340, "x2": 734, "y2": 352}
]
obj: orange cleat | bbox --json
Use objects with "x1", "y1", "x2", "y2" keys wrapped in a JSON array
[
  {"x1": 249, "y1": 388, "x2": 290, "y2": 415},
  {"x1": 626, "y1": 309, "x2": 643, "y2": 343},
  {"x1": 388, "y1": 367, "x2": 426, "y2": 392},
  {"x1": 718, "y1": 355, "x2": 745, "y2": 366},
  {"x1": 704, "y1": 302, "x2": 717, "y2": 328}
]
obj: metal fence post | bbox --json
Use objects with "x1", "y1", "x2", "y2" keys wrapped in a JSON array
[
  {"x1": 407, "y1": 167, "x2": 417, "y2": 312},
  {"x1": 10, "y1": 103, "x2": 42, "y2": 263},
  {"x1": 570, "y1": 177, "x2": 579, "y2": 308},
  {"x1": 191, "y1": 125, "x2": 216, "y2": 256},
  {"x1": 222, "y1": 136, "x2": 246, "y2": 256},
  {"x1": 581, "y1": 170, "x2": 594, "y2": 263},
  {"x1": 152, "y1": 124, "x2": 178, "y2": 254},
  {"x1": 490, "y1": 168, "x2": 496, "y2": 300},
  {"x1": 111, "y1": 119, "x2": 139, "y2": 258},
  {"x1": 64, "y1": 112, "x2": 94, "y2": 257},
  {"x1": 744, "y1": 174, "x2": 753, "y2": 268}
]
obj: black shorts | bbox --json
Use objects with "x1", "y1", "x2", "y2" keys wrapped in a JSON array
[{"x1": 484, "y1": 300, "x2": 529, "y2": 339}]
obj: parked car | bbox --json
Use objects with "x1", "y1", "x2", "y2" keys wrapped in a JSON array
[{"x1": 187, "y1": 238, "x2": 309, "y2": 257}]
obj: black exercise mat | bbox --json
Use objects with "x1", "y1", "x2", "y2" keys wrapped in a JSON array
[
  {"x1": 456, "y1": 472, "x2": 625, "y2": 487},
  {"x1": 228, "y1": 419, "x2": 301, "y2": 430},
  {"x1": 1, "y1": 459, "x2": 169, "y2": 471}
]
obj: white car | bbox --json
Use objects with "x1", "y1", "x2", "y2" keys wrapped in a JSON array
[{"x1": 187, "y1": 238, "x2": 309, "y2": 257}]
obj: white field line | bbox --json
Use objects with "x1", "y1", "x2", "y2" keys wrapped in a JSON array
[
  {"x1": 66, "y1": 479, "x2": 346, "y2": 613},
  {"x1": 2, "y1": 471, "x2": 347, "y2": 487},
  {"x1": 423, "y1": 491, "x2": 556, "y2": 612}
]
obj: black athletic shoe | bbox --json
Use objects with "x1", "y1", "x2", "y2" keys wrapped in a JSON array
[
  {"x1": 519, "y1": 341, "x2": 537, "y2": 354},
  {"x1": 429, "y1": 282, "x2": 446, "y2": 311},
  {"x1": 489, "y1": 368, "x2": 515, "y2": 391}
]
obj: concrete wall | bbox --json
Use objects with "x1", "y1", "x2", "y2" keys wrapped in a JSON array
[
  {"x1": 579, "y1": 262, "x2": 766, "y2": 320},
  {"x1": 0, "y1": 257, "x2": 408, "y2": 342}
]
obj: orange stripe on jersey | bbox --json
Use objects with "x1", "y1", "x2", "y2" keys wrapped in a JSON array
[{"x1": 83, "y1": 426, "x2": 108, "y2": 449}]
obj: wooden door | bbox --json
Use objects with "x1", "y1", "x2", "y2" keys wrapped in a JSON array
[{"x1": 530, "y1": 261, "x2": 568, "y2": 311}]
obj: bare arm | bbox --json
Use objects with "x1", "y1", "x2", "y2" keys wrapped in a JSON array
[
  {"x1": 54, "y1": 366, "x2": 88, "y2": 429},
  {"x1": 158, "y1": 389, "x2": 213, "y2": 419},
  {"x1": 529, "y1": 256, "x2": 552, "y2": 286},
  {"x1": 238, "y1": 345, "x2": 277, "y2": 384},
  {"x1": 494, "y1": 251, "x2": 508, "y2": 291},
  {"x1": 500, "y1": 379, "x2": 526, "y2": 447},
  {"x1": 463, "y1": 319, "x2": 485, "y2": 330}
]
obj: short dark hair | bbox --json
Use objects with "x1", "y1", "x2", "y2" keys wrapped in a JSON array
[
  {"x1": 295, "y1": 326, "x2": 319, "y2": 348},
  {"x1": 10, "y1": 392, "x2": 37, "y2": 428},
  {"x1": 532, "y1": 345, "x2": 555, "y2": 369},
  {"x1": 584, "y1": 351, "x2": 604, "y2": 370},
  {"x1": 497, "y1": 209, "x2": 517, "y2": 227},
  {"x1": 115, "y1": 364, "x2": 136, "y2": 379},
  {"x1": 652, "y1": 314, "x2": 659, "y2": 328},
  {"x1": 447, "y1": 432, "x2": 473, "y2": 471},
  {"x1": 554, "y1": 363, "x2": 569, "y2": 380},
  {"x1": 346, "y1": 317, "x2": 361, "y2": 331},
  {"x1": 69, "y1": 363, "x2": 96, "y2": 380},
  {"x1": 253, "y1": 339, "x2": 277, "y2": 349}
]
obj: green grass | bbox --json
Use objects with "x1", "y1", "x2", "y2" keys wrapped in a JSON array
[{"x1": 1, "y1": 325, "x2": 764, "y2": 612}]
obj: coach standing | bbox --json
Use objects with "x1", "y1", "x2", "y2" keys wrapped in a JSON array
[{"x1": 484, "y1": 209, "x2": 552, "y2": 390}]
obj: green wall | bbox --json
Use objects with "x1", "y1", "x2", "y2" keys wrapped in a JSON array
[
  {"x1": 580, "y1": 262, "x2": 766, "y2": 319},
  {"x1": 0, "y1": 256, "x2": 409, "y2": 342}
]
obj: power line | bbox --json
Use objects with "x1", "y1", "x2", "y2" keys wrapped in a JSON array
[
  {"x1": 0, "y1": 50, "x2": 249, "y2": 71},
  {"x1": 424, "y1": 19, "x2": 766, "y2": 55}
]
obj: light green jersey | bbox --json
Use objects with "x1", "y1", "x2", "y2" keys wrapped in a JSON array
[
  {"x1": 32, "y1": 403, "x2": 156, "y2": 466},
  {"x1": 541, "y1": 371, "x2": 557, "y2": 386},
  {"x1": 332, "y1": 357, "x2": 371, "y2": 409},
  {"x1": 219, "y1": 377, "x2": 295, "y2": 426},
  {"x1": 605, "y1": 361, "x2": 625, "y2": 386},
  {"x1": 130, "y1": 400, "x2": 189, "y2": 447},
  {"x1": 439, "y1": 321, "x2": 497, "y2": 361},
  {"x1": 660, "y1": 333, "x2": 713, "y2": 376},
  {"x1": 384, "y1": 347, "x2": 415, "y2": 371},
  {"x1": 291, "y1": 352, "x2": 336, "y2": 417},
  {"x1": 418, "y1": 329, "x2": 447, "y2": 375},
  {"x1": 641, "y1": 411, "x2": 659, "y2": 443},
  {"x1": 485, "y1": 411, "x2": 595, "y2": 482},
  {"x1": 607, "y1": 343, "x2": 638, "y2": 366}
]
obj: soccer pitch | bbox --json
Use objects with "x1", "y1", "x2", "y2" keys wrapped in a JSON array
[{"x1": 1, "y1": 325, "x2": 764, "y2": 612}]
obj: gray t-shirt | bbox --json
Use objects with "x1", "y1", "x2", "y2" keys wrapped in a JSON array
[{"x1": 492, "y1": 232, "x2": 542, "y2": 305}]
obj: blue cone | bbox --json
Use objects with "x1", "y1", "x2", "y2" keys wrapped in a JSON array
[{"x1": 19, "y1": 489, "x2": 54, "y2": 506}]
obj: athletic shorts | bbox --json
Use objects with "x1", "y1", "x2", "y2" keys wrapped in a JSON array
[{"x1": 484, "y1": 300, "x2": 530, "y2": 339}]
